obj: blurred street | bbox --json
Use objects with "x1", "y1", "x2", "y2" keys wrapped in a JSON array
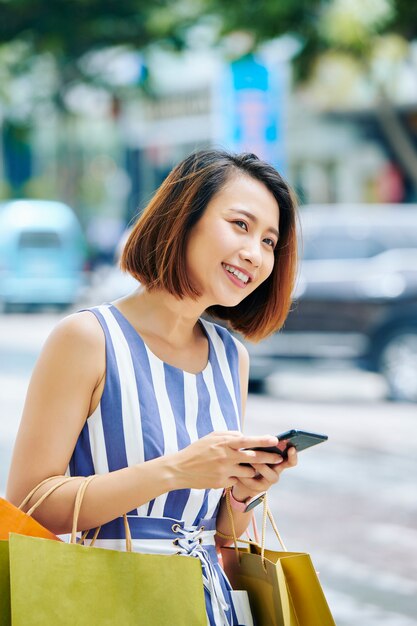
[{"x1": 0, "y1": 312, "x2": 416, "y2": 625}]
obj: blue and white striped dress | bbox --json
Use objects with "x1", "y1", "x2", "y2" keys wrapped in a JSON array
[{"x1": 68, "y1": 304, "x2": 253, "y2": 626}]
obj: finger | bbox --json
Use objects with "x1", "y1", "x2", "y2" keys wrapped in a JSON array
[
  {"x1": 237, "y1": 450, "x2": 284, "y2": 465},
  {"x1": 233, "y1": 465, "x2": 258, "y2": 479},
  {"x1": 250, "y1": 463, "x2": 280, "y2": 483},
  {"x1": 208, "y1": 431, "x2": 242, "y2": 439},
  {"x1": 229, "y1": 435, "x2": 278, "y2": 451},
  {"x1": 267, "y1": 447, "x2": 298, "y2": 473},
  {"x1": 286, "y1": 447, "x2": 298, "y2": 466}
]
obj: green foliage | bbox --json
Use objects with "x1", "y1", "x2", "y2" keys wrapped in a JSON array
[
  {"x1": 0, "y1": 0, "x2": 416, "y2": 115},
  {"x1": 385, "y1": 0, "x2": 417, "y2": 40},
  {"x1": 205, "y1": 0, "x2": 325, "y2": 45},
  {"x1": 0, "y1": 0, "x2": 207, "y2": 57}
]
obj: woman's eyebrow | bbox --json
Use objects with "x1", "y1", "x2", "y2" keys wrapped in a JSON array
[{"x1": 229, "y1": 208, "x2": 279, "y2": 238}]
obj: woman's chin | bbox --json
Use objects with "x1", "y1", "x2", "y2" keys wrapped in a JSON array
[{"x1": 212, "y1": 293, "x2": 249, "y2": 309}]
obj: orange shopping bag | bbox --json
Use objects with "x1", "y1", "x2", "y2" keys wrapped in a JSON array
[{"x1": 0, "y1": 476, "x2": 73, "y2": 541}]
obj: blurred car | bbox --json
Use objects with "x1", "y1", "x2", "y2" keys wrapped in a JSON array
[
  {"x1": 244, "y1": 204, "x2": 417, "y2": 403},
  {"x1": 0, "y1": 199, "x2": 87, "y2": 311},
  {"x1": 89, "y1": 206, "x2": 417, "y2": 402}
]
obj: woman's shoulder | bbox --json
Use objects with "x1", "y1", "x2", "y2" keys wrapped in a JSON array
[
  {"x1": 43, "y1": 308, "x2": 106, "y2": 364},
  {"x1": 55, "y1": 308, "x2": 104, "y2": 339},
  {"x1": 29, "y1": 309, "x2": 106, "y2": 403}
]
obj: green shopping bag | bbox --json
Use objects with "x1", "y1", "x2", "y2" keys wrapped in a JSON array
[
  {"x1": 0, "y1": 541, "x2": 10, "y2": 626},
  {"x1": 0, "y1": 476, "x2": 75, "y2": 626},
  {"x1": 9, "y1": 477, "x2": 207, "y2": 626}
]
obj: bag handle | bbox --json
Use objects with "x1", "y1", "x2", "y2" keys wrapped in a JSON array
[
  {"x1": 70, "y1": 476, "x2": 133, "y2": 552},
  {"x1": 216, "y1": 489, "x2": 257, "y2": 562},
  {"x1": 18, "y1": 475, "x2": 77, "y2": 513},
  {"x1": 247, "y1": 514, "x2": 260, "y2": 545},
  {"x1": 16, "y1": 474, "x2": 133, "y2": 552},
  {"x1": 219, "y1": 488, "x2": 288, "y2": 571}
]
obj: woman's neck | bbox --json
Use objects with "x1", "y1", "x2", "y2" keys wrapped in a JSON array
[{"x1": 112, "y1": 287, "x2": 207, "y2": 348}]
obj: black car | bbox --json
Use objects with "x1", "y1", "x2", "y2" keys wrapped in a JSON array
[{"x1": 244, "y1": 204, "x2": 417, "y2": 402}]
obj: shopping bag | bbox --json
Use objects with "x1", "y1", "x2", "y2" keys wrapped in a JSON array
[
  {"x1": 0, "y1": 477, "x2": 69, "y2": 541},
  {"x1": 221, "y1": 490, "x2": 336, "y2": 626},
  {"x1": 9, "y1": 476, "x2": 208, "y2": 626},
  {"x1": 0, "y1": 476, "x2": 75, "y2": 626},
  {"x1": 0, "y1": 541, "x2": 10, "y2": 626}
]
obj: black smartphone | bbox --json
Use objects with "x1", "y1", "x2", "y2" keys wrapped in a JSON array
[
  {"x1": 242, "y1": 430, "x2": 328, "y2": 512},
  {"x1": 249, "y1": 429, "x2": 328, "y2": 460}
]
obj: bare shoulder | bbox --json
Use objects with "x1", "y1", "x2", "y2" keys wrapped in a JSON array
[
  {"x1": 49, "y1": 310, "x2": 104, "y2": 347},
  {"x1": 40, "y1": 310, "x2": 105, "y2": 384}
]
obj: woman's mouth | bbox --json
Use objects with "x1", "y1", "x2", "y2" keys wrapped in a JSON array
[{"x1": 222, "y1": 263, "x2": 251, "y2": 288}]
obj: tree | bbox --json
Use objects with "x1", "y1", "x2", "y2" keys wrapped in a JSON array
[
  {"x1": 2, "y1": 0, "x2": 417, "y2": 194},
  {"x1": 0, "y1": 0, "x2": 193, "y2": 118},
  {"x1": 2, "y1": 0, "x2": 417, "y2": 98}
]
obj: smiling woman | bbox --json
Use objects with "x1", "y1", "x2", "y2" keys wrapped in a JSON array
[
  {"x1": 7, "y1": 149, "x2": 299, "y2": 626},
  {"x1": 122, "y1": 150, "x2": 298, "y2": 341}
]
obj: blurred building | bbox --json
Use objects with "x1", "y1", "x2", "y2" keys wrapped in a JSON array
[
  {"x1": 119, "y1": 43, "x2": 406, "y2": 218},
  {"x1": 2, "y1": 39, "x2": 416, "y2": 237}
]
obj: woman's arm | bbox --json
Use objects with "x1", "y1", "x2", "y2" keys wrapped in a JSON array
[
  {"x1": 5, "y1": 312, "x2": 181, "y2": 534},
  {"x1": 7, "y1": 314, "x2": 276, "y2": 535}
]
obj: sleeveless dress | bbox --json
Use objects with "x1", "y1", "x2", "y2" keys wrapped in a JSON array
[{"x1": 68, "y1": 304, "x2": 254, "y2": 626}]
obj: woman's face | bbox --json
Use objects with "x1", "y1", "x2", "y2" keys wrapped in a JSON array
[{"x1": 186, "y1": 173, "x2": 280, "y2": 308}]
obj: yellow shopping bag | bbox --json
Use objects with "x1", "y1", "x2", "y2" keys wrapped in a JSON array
[{"x1": 221, "y1": 490, "x2": 336, "y2": 626}]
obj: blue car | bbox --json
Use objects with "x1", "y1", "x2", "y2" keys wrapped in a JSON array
[{"x1": 0, "y1": 199, "x2": 87, "y2": 311}]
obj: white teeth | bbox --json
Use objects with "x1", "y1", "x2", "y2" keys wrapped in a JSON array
[{"x1": 223, "y1": 264, "x2": 249, "y2": 284}]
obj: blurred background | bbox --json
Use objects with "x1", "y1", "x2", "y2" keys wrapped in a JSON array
[{"x1": 0, "y1": 0, "x2": 416, "y2": 623}]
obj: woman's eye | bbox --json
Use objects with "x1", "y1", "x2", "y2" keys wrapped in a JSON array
[
  {"x1": 234, "y1": 220, "x2": 248, "y2": 231},
  {"x1": 264, "y1": 238, "x2": 276, "y2": 248}
]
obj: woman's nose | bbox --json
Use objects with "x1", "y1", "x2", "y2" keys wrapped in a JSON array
[{"x1": 239, "y1": 243, "x2": 262, "y2": 268}]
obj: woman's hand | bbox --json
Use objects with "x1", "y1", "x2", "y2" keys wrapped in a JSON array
[
  {"x1": 231, "y1": 446, "x2": 298, "y2": 503},
  {"x1": 169, "y1": 431, "x2": 284, "y2": 491}
]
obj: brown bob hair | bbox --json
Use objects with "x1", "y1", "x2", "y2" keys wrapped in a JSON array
[{"x1": 121, "y1": 149, "x2": 298, "y2": 342}]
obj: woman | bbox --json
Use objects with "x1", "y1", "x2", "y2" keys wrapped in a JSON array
[{"x1": 7, "y1": 149, "x2": 298, "y2": 625}]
